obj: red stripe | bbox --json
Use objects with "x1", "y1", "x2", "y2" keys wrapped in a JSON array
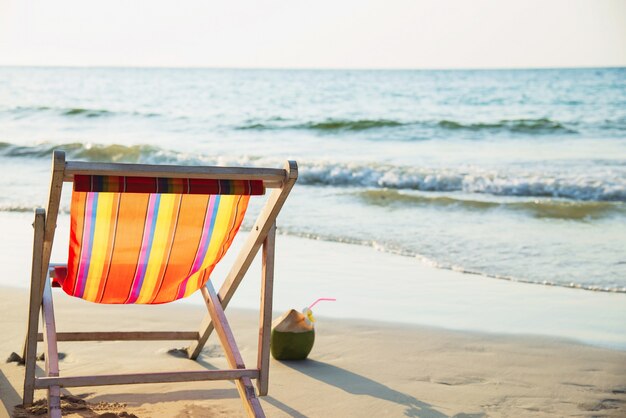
[{"x1": 74, "y1": 175, "x2": 265, "y2": 195}]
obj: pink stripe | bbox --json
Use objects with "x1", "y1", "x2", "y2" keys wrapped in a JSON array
[
  {"x1": 127, "y1": 195, "x2": 158, "y2": 301},
  {"x1": 74, "y1": 193, "x2": 96, "y2": 296},
  {"x1": 175, "y1": 196, "x2": 216, "y2": 299},
  {"x1": 190, "y1": 196, "x2": 217, "y2": 273}
]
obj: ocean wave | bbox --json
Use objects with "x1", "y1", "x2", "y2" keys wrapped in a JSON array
[
  {"x1": 1, "y1": 141, "x2": 625, "y2": 202},
  {"x1": 301, "y1": 162, "x2": 626, "y2": 202},
  {"x1": 237, "y1": 118, "x2": 406, "y2": 131},
  {"x1": 358, "y1": 190, "x2": 626, "y2": 220},
  {"x1": 437, "y1": 118, "x2": 577, "y2": 134},
  {"x1": 298, "y1": 119, "x2": 406, "y2": 131},
  {"x1": 0, "y1": 142, "x2": 173, "y2": 162},
  {"x1": 7, "y1": 106, "x2": 623, "y2": 135},
  {"x1": 236, "y1": 117, "x2": 578, "y2": 134},
  {"x1": 2, "y1": 106, "x2": 160, "y2": 119},
  {"x1": 62, "y1": 107, "x2": 113, "y2": 117},
  {"x1": 0, "y1": 142, "x2": 271, "y2": 167}
]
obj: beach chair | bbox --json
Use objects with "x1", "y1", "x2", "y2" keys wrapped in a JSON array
[{"x1": 22, "y1": 150, "x2": 297, "y2": 418}]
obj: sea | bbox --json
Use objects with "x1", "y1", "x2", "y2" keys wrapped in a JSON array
[{"x1": 1, "y1": 66, "x2": 625, "y2": 295}]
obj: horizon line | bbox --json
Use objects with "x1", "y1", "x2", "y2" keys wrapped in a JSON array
[{"x1": 1, "y1": 64, "x2": 625, "y2": 72}]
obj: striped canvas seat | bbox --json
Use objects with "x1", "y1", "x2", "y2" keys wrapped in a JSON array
[{"x1": 61, "y1": 175, "x2": 264, "y2": 304}]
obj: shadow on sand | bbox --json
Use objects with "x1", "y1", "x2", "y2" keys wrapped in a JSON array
[
  {"x1": 0, "y1": 368, "x2": 22, "y2": 416},
  {"x1": 281, "y1": 359, "x2": 447, "y2": 418},
  {"x1": 88, "y1": 388, "x2": 239, "y2": 405}
]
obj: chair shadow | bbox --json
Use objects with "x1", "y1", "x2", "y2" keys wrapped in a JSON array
[
  {"x1": 280, "y1": 359, "x2": 448, "y2": 418},
  {"x1": 262, "y1": 395, "x2": 310, "y2": 418},
  {"x1": 87, "y1": 355, "x2": 240, "y2": 405},
  {"x1": 0, "y1": 368, "x2": 22, "y2": 417},
  {"x1": 195, "y1": 355, "x2": 308, "y2": 417},
  {"x1": 88, "y1": 388, "x2": 240, "y2": 405}
]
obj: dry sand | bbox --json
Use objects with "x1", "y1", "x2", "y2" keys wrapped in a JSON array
[{"x1": 1, "y1": 286, "x2": 625, "y2": 418}]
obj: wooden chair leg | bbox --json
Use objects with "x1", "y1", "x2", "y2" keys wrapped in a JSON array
[
  {"x1": 257, "y1": 222, "x2": 275, "y2": 396},
  {"x1": 186, "y1": 208, "x2": 273, "y2": 360},
  {"x1": 202, "y1": 282, "x2": 265, "y2": 418},
  {"x1": 188, "y1": 162, "x2": 297, "y2": 360},
  {"x1": 42, "y1": 278, "x2": 61, "y2": 418},
  {"x1": 23, "y1": 209, "x2": 46, "y2": 406}
]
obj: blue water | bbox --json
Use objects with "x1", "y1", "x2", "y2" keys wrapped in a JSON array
[{"x1": 0, "y1": 67, "x2": 625, "y2": 291}]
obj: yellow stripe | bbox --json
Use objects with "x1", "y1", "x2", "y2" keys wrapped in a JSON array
[
  {"x1": 82, "y1": 193, "x2": 115, "y2": 302},
  {"x1": 183, "y1": 196, "x2": 238, "y2": 297},
  {"x1": 135, "y1": 194, "x2": 177, "y2": 303},
  {"x1": 183, "y1": 270, "x2": 202, "y2": 298}
]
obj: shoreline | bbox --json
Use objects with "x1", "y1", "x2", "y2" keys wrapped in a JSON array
[
  {"x1": 278, "y1": 230, "x2": 626, "y2": 295},
  {"x1": 1, "y1": 210, "x2": 626, "y2": 351}
]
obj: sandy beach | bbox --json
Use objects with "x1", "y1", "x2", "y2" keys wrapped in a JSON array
[
  {"x1": 1, "y1": 284, "x2": 625, "y2": 417},
  {"x1": 1, "y1": 216, "x2": 625, "y2": 417}
]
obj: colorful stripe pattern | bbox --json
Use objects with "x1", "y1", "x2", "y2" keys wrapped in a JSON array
[
  {"x1": 74, "y1": 175, "x2": 265, "y2": 196},
  {"x1": 62, "y1": 189, "x2": 250, "y2": 304}
]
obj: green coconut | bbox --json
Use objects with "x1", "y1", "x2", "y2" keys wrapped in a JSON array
[{"x1": 270, "y1": 309, "x2": 315, "y2": 360}]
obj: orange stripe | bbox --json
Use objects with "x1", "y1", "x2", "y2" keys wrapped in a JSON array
[
  {"x1": 100, "y1": 194, "x2": 150, "y2": 303},
  {"x1": 64, "y1": 192, "x2": 87, "y2": 295},
  {"x1": 152, "y1": 195, "x2": 210, "y2": 304}
]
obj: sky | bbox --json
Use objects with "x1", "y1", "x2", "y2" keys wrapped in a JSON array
[{"x1": 0, "y1": 0, "x2": 625, "y2": 69}]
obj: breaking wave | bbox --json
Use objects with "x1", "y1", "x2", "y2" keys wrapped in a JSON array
[
  {"x1": 1, "y1": 141, "x2": 625, "y2": 202},
  {"x1": 0, "y1": 142, "x2": 170, "y2": 162},
  {"x1": 300, "y1": 161, "x2": 626, "y2": 202}
]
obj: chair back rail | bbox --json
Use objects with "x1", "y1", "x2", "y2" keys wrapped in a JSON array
[{"x1": 64, "y1": 160, "x2": 288, "y2": 188}]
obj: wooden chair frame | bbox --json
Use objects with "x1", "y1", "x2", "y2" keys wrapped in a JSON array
[{"x1": 22, "y1": 151, "x2": 297, "y2": 418}]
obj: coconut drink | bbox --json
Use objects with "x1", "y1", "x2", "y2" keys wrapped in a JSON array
[
  {"x1": 270, "y1": 309, "x2": 315, "y2": 360},
  {"x1": 270, "y1": 298, "x2": 335, "y2": 361}
]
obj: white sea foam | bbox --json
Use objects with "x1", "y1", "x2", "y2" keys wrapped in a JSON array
[
  {"x1": 1, "y1": 141, "x2": 625, "y2": 201},
  {"x1": 298, "y1": 161, "x2": 626, "y2": 201}
]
